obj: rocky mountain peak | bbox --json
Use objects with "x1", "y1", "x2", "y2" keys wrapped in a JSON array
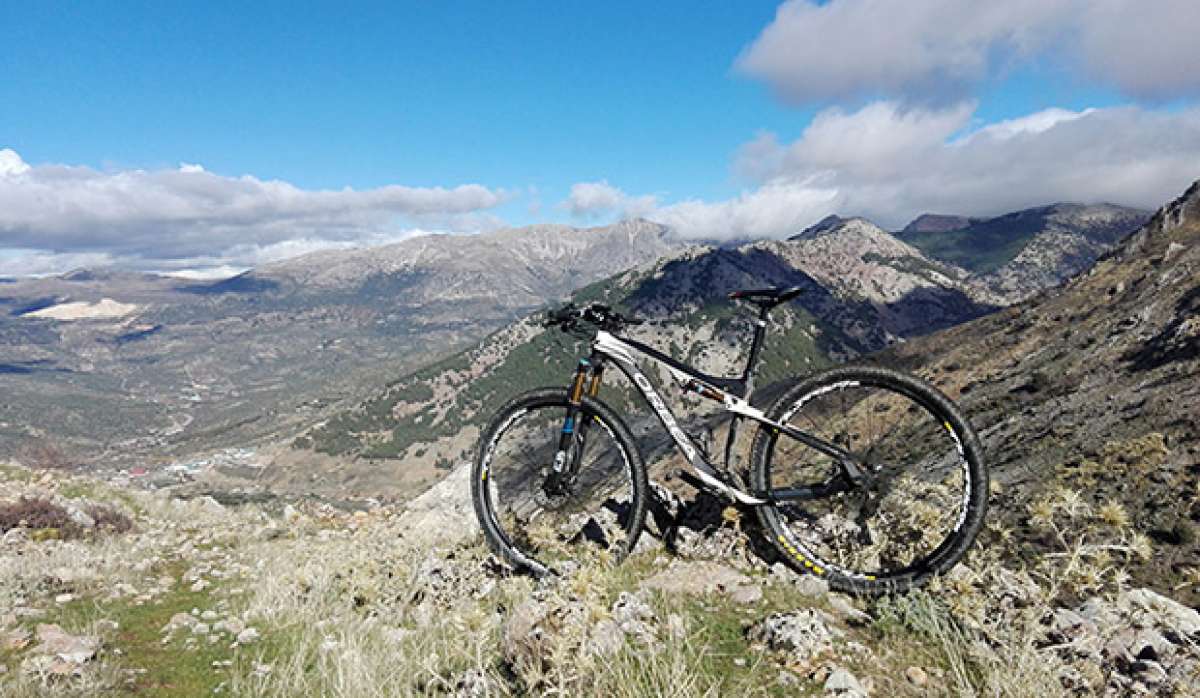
[
  {"x1": 790, "y1": 214, "x2": 849, "y2": 239},
  {"x1": 1110, "y1": 180, "x2": 1200, "y2": 262}
]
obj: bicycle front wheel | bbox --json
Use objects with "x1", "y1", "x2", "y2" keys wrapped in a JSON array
[
  {"x1": 750, "y1": 366, "x2": 988, "y2": 594},
  {"x1": 471, "y1": 388, "x2": 648, "y2": 576}
]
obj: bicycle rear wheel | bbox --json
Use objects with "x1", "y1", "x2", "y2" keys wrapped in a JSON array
[
  {"x1": 750, "y1": 366, "x2": 988, "y2": 594},
  {"x1": 471, "y1": 388, "x2": 648, "y2": 576}
]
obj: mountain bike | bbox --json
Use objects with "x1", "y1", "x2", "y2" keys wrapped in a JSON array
[{"x1": 471, "y1": 287, "x2": 988, "y2": 594}]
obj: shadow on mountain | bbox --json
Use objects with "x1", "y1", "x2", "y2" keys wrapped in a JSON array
[
  {"x1": 7, "y1": 296, "x2": 62, "y2": 316},
  {"x1": 0, "y1": 360, "x2": 71, "y2": 375},
  {"x1": 1123, "y1": 284, "x2": 1200, "y2": 372},
  {"x1": 114, "y1": 324, "x2": 164, "y2": 345},
  {"x1": 179, "y1": 273, "x2": 280, "y2": 295},
  {"x1": 879, "y1": 286, "x2": 1000, "y2": 337}
]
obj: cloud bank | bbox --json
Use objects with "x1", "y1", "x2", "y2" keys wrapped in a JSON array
[
  {"x1": 564, "y1": 180, "x2": 658, "y2": 220},
  {"x1": 571, "y1": 102, "x2": 1200, "y2": 240},
  {"x1": 0, "y1": 149, "x2": 506, "y2": 275},
  {"x1": 737, "y1": 0, "x2": 1200, "y2": 104}
]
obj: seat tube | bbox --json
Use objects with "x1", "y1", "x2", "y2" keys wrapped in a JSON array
[{"x1": 741, "y1": 306, "x2": 770, "y2": 391}]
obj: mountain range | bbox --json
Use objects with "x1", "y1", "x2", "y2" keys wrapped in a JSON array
[
  {"x1": 0, "y1": 200, "x2": 1149, "y2": 493},
  {"x1": 279, "y1": 204, "x2": 1150, "y2": 500}
]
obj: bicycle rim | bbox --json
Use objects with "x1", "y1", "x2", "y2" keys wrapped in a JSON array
[
  {"x1": 478, "y1": 398, "x2": 640, "y2": 574},
  {"x1": 761, "y1": 375, "x2": 976, "y2": 584}
]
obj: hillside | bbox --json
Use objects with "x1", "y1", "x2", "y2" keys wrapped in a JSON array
[
  {"x1": 0, "y1": 221, "x2": 680, "y2": 466},
  {"x1": 896, "y1": 203, "x2": 1149, "y2": 302},
  {"x1": 881, "y1": 181, "x2": 1200, "y2": 602}
]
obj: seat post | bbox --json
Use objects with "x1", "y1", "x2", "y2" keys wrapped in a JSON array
[{"x1": 740, "y1": 304, "x2": 771, "y2": 389}]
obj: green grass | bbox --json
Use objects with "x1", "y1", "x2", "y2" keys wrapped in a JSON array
[
  {"x1": 0, "y1": 463, "x2": 35, "y2": 482},
  {"x1": 6, "y1": 570, "x2": 240, "y2": 697}
]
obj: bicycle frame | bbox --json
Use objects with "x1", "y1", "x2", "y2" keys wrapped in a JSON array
[{"x1": 567, "y1": 328, "x2": 865, "y2": 506}]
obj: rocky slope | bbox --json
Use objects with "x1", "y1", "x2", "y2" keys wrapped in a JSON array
[
  {"x1": 2, "y1": 446, "x2": 1197, "y2": 696},
  {"x1": 0, "y1": 221, "x2": 680, "y2": 466},
  {"x1": 879, "y1": 181, "x2": 1200, "y2": 603},
  {"x1": 896, "y1": 203, "x2": 1150, "y2": 302}
]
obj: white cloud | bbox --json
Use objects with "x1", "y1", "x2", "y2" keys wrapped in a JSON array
[
  {"x1": 560, "y1": 102, "x2": 1199, "y2": 241},
  {"x1": 961, "y1": 107, "x2": 1094, "y2": 141},
  {"x1": 736, "y1": 0, "x2": 1200, "y2": 104},
  {"x1": 564, "y1": 180, "x2": 658, "y2": 219},
  {"x1": 731, "y1": 101, "x2": 1200, "y2": 230},
  {"x1": 0, "y1": 149, "x2": 30, "y2": 177},
  {"x1": 649, "y1": 180, "x2": 842, "y2": 241},
  {"x1": 0, "y1": 150, "x2": 507, "y2": 276}
]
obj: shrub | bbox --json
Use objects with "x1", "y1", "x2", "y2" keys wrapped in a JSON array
[
  {"x1": 0, "y1": 497, "x2": 133, "y2": 539},
  {"x1": 0, "y1": 496, "x2": 73, "y2": 533},
  {"x1": 86, "y1": 503, "x2": 134, "y2": 534}
]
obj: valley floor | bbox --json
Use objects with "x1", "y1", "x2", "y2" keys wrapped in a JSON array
[{"x1": 0, "y1": 462, "x2": 1197, "y2": 697}]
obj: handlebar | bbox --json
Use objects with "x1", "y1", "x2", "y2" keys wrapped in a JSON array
[{"x1": 542, "y1": 302, "x2": 643, "y2": 333}]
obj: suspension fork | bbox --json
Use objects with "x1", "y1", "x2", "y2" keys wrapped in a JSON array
[{"x1": 547, "y1": 357, "x2": 605, "y2": 493}]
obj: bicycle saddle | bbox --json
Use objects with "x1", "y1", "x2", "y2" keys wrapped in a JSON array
[{"x1": 728, "y1": 286, "x2": 804, "y2": 308}]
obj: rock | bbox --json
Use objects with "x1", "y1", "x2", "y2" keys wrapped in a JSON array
[
  {"x1": 236, "y1": 628, "x2": 260, "y2": 645},
  {"x1": 3, "y1": 528, "x2": 29, "y2": 545},
  {"x1": 396, "y1": 463, "x2": 479, "y2": 547},
  {"x1": 1077, "y1": 597, "x2": 1121, "y2": 631},
  {"x1": 215, "y1": 618, "x2": 244, "y2": 636},
  {"x1": 611, "y1": 591, "x2": 656, "y2": 643},
  {"x1": 66, "y1": 506, "x2": 95, "y2": 529},
  {"x1": 282, "y1": 504, "x2": 302, "y2": 525},
  {"x1": 1119, "y1": 588, "x2": 1200, "y2": 638},
  {"x1": 793, "y1": 572, "x2": 831, "y2": 597},
  {"x1": 642, "y1": 560, "x2": 762, "y2": 604},
  {"x1": 164, "y1": 612, "x2": 196, "y2": 634},
  {"x1": 905, "y1": 666, "x2": 928, "y2": 686},
  {"x1": 190, "y1": 579, "x2": 210, "y2": 593},
  {"x1": 824, "y1": 667, "x2": 866, "y2": 696},
  {"x1": 33, "y1": 623, "x2": 100, "y2": 665},
  {"x1": 192, "y1": 623, "x2": 211, "y2": 636},
  {"x1": 54, "y1": 593, "x2": 75, "y2": 605},
  {"x1": 827, "y1": 594, "x2": 870, "y2": 626},
  {"x1": 730, "y1": 585, "x2": 763, "y2": 605},
  {"x1": 1050, "y1": 607, "x2": 1099, "y2": 644},
  {"x1": 747, "y1": 610, "x2": 840, "y2": 665},
  {"x1": 1128, "y1": 629, "x2": 1172, "y2": 662}
]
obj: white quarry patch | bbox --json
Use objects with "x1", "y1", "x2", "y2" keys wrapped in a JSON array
[{"x1": 25, "y1": 297, "x2": 139, "y2": 320}]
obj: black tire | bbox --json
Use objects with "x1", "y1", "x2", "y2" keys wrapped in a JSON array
[
  {"x1": 750, "y1": 365, "x2": 988, "y2": 595},
  {"x1": 471, "y1": 388, "x2": 648, "y2": 576}
]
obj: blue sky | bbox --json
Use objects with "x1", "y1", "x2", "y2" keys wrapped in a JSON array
[
  {"x1": 2, "y1": 1, "x2": 1199, "y2": 275},
  {"x1": 3, "y1": 3, "x2": 794, "y2": 208}
]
